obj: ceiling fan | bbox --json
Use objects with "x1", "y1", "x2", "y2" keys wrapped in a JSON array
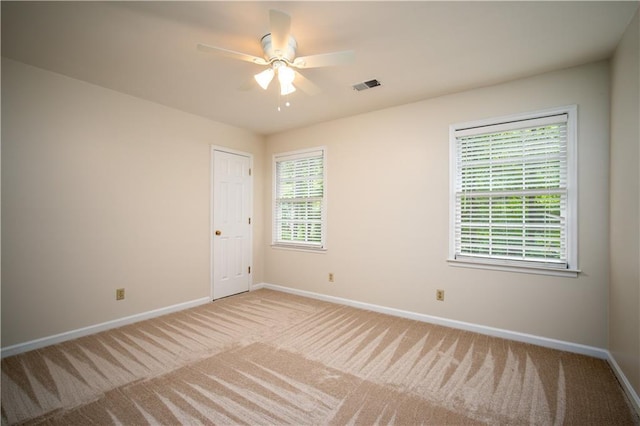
[{"x1": 197, "y1": 9, "x2": 354, "y2": 97}]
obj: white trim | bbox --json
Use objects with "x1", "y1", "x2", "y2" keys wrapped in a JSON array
[
  {"x1": 448, "y1": 105, "x2": 579, "y2": 275},
  {"x1": 452, "y1": 106, "x2": 574, "y2": 136},
  {"x1": 607, "y1": 351, "x2": 640, "y2": 414},
  {"x1": 566, "y1": 104, "x2": 579, "y2": 272},
  {"x1": 210, "y1": 145, "x2": 254, "y2": 300},
  {"x1": 272, "y1": 146, "x2": 328, "y2": 250},
  {"x1": 258, "y1": 283, "x2": 607, "y2": 359},
  {"x1": 211, "y1": 145, "x2": 254, "y2": 160},
  {"x1": 257, "y1": 283, "x2": 640, "y2": 414},
  {"x1": 5, "y1": 283, "x2": 638, "y2": 416},
  {"x1": 455, "y1": 112, "x2": 568, "y2": 138},
  {"x1": 1, "y1": 297, "x2": 211, "y2": 359},
  {"x1": 447, "y1": 258, "x2": 580, "y2": 278},
  {"x1": 250, "y1": 282, "x2": 266, "y2": 291},
  {"x1": 274, "y1": 149, "x2": 324, "y2": 162},
  {"x1": 270, "y1": 244, "x2": 328, "y2": 254}
]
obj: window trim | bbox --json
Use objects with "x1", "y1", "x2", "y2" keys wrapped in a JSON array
[
  {"x1": 448, "y1": 105, "x2": 579, "y2": 277},
  {"x1": 272, "y1": 146, "x2": 327, "y2": 252}
]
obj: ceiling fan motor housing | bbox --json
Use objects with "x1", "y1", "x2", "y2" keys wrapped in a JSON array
[{"x1": 260, "y1": 33, "x2": 297, "y2": 64}]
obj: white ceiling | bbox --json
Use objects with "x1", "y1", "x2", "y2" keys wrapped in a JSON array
[{"x1": 2, "y1": 1, "x2": 637, "y2": 135}]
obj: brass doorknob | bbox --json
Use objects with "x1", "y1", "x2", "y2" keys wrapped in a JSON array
[{"x1": 215, "y1": 230, "x2": 221, "y2": 236}]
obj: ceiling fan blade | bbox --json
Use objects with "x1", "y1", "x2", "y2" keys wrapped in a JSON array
[
  {"x1": 197, "y1": 43, "x2": 268, "y2": 65},
  {"x1": 293, "y1": 50, "x2": 355, "y2": 69},
  {"x1": 269, "y1": 9, "x2": 291, "y2": 54},
  {"x1": 293, "y1": 70, "x2": 321, "y2": 96}
]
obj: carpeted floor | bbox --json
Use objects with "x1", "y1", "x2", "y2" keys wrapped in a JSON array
[{"x1": 1, "y1": 289, "x2": 637, "y2": 425}]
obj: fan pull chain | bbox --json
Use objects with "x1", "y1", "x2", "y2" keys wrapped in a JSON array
[{"x1": 277, "y1": 93, "x2": 291, "y2": 112}]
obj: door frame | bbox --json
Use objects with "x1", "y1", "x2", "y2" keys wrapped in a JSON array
[{"x1": 210, "y1": 145, "x2": 254, "y2": 300}]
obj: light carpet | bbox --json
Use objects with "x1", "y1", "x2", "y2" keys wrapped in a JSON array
[{"x1": 1, "y1": 289, "x2": 637, "y2": 425}]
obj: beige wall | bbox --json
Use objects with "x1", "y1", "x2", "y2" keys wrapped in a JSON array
[
  {"x1": 610, "y1": 10, "x2": 640, "y2": 394},
  {"x1": 1, "y1": 40, "x2": 629, "y2": 357},
  {"x1": 1, "y1": 58, "x2": 265, "y2": 347},
  {"x1": 265, "y1": 61, "x2": 611, "y2": 348}
]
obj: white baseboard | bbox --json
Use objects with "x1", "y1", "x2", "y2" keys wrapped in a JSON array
[
  {"x1": 5, "y1": 283, "x2": 639, "y2": 416},
  {"x1": 607, "y1": 350, "x2": 640, "y2": 414},
  {"x1": 251, "y1": 282, "x2": 266, "y2": 291},
  {"x1": 259, "y1": 283, "x2": 607, "y2": 357},
  {"x1": 1, "y1": 296, "x2": 211, "y2": 359},
  {"x1": 258, "y1": 282, "x2": 640, "y2": 415}
]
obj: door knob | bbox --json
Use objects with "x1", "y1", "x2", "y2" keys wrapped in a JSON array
[{"x1": 215, "y1": 230, "x2": 221, "y2": 236}]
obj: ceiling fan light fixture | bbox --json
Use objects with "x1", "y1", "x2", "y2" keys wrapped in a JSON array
[
  {"x1": 198, "y1": 9, "x2": 355, "y2": 99},
  {"x1": 254, "y1": 68, "x2": 274, "y2": 90},
  {"x1": 277, "y1": 64, "x2": 295, "y2": 86},
  {"x1": 276, "y1": 63, "x2": 296, "y2": 96},
  {"x1": 280, "y1": 82, "x2": 296, "y2": 96}
]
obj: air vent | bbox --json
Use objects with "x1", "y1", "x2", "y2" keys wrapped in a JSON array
[{"x1": 352, "y1": 79, "x2": 382, "y2": 91}]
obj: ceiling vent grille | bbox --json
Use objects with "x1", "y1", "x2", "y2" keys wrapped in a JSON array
[{"x1": 352, "y1": 79, "x2": 382, "y2": 91}]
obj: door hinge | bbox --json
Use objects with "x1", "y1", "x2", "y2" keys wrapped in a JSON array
[
  {"x1": 248, "y1": 266, "x2": 251, "y2": 274},
  {"x1": 249, "y1": 168, "x2": 252, "y2": 176},
  {"x1": 248, "y1": 217, "x2": 251, "y2": 225}
]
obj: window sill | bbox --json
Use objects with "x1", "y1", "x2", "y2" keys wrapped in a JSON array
[
  {"x1": 447, "y1": 258, "x2": 580, "y2": 278},
  {"x1": 271, "y1": 244, "x2": 327, "y2": 254}
]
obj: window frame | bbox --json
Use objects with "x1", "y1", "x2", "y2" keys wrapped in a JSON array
[
  {"x1": 272, "y1": 146, "x2": 327, "y2": 252},
  {"x1": 448, "y1": 105, "x2": 579, "y2": 277}
]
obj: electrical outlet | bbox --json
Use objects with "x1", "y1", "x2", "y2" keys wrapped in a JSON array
[
  {"x1": 328, "y1": 273, "x2": 335, "y2": 282},
  {"x1": 436, "y1": 289, "x2": 445, "y2": 301},
  {"x1": 116, "y1": 288, "x2": 125, "y2": 301}
]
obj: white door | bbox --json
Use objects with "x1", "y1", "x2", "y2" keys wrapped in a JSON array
[{"x1": 211, "y1": 148, "x2": 252, "y2": 299}]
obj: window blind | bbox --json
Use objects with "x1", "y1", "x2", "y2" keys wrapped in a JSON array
[
  {"x1": 274, "y1": 149, "x2": 325, "y2": 248},
  {"x1": 454, "y1": 113, "x2": 568, "y2": 267}
]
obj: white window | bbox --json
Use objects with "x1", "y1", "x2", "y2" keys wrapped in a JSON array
[
  {"x1": 449, "y1": 106, "x2": 578, "y2": 276},
  {"x1": 273, "y1": 147, "x2": 326, "y2": 250}
]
